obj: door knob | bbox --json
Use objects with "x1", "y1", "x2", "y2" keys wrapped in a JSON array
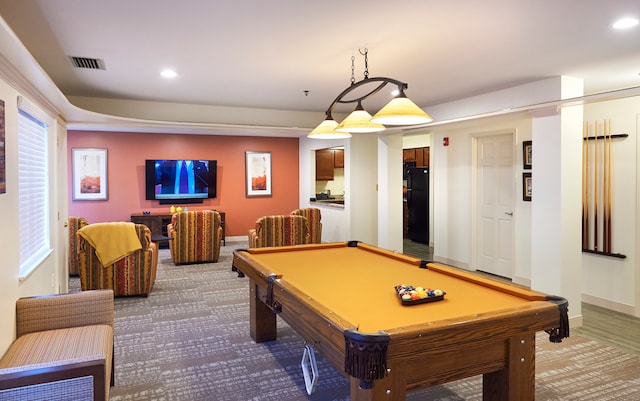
[{"x1": 505, "y1": 212, "x2": 513, "y2": 216}]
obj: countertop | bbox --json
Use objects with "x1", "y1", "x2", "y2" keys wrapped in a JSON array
[{"x1": 310, "y1": 198, "x2": 344, "y2": 207}]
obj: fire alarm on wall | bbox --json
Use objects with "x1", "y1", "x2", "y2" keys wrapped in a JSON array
[{"x1": 443, "y1": 137, "x2": 449, "y2": 146}]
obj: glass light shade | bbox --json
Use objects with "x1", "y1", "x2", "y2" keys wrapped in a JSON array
[
  {"x1": 307, "y1": 119, "x2": 352, "y2": 139},
  {"x1": 370, "y1": 96, "x2": 433, "y2": 125},
  {"x1": 335, "y1": 104, "x2": 386, "y2": 133}
]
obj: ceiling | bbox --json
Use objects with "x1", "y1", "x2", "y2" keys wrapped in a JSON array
[{"x1": 0, "y1": 0, "x2": 639, "y2": 135}]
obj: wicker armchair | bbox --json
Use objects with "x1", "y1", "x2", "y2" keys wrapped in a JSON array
[
  {"x1": 167, "y1": 210, "x2": 223, "y2": 265},
  {"x1": 248, "y1": 215, "x2": 310, "y2": 248},
  {"x1": 68, "y1": 216, "x2": 89, "y2": 276},
  {"x1": 78, "y1": 223, "x2": 158, "y2": 297},
  {"x1": 290, "y1": 208, "x2": 322, "y2": 244}
]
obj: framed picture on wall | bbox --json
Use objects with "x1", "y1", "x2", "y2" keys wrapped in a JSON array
[
  {"x1": 523, "y1": 172, "x2": 532, "y2": 201},
  {"x1": 245, "y1": 151, "x2": 272, "y2": 197},
  {"x1": 72, "y1": 148, "x2": 108, "y2": 200},
  {"x1": 0, "y1": 99, "x2": 5, "y2": 195},
  {"x1": 523, "y1": 140, "x2": 532, "y2": 170}
]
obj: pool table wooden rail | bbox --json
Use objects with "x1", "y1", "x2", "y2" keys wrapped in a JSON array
[
  {"x1": 232, "y1": 244, "x2": 567, "y2": 401},
  {"x1": 233, "y1": 249, "x2": 352, "y2": 370}
]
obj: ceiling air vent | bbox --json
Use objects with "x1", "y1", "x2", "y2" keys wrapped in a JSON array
[{"x1": 68, "y1": 56, "x2": 106, "y2": 70}]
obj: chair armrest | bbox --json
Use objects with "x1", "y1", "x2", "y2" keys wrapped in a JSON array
[
  {"x1": 0, "y1": 357, "x2": 106, "y2": 401},
  {"x1": 16, "y1": 290, "x2": 114, "y2": 337},
  {"x1": 248, "y1": 229, "x2": 258, "y2": 248}
]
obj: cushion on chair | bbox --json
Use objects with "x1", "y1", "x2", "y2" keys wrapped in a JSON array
[
  {"x1": 291, "y1": 208, "x2": 322, "y2": 244},
  {"x1": 252, "y1": 215, "x2": 310, "y2": 247},
  {"x1": 168, "y1": 210, "x2": 222, "y2": 265},
  {"x1": 0, "y1": 325, "x2": 113, "y2": 400}
]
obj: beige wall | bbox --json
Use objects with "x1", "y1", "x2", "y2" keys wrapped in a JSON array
[
  {"x1": 0, "y1": 78, "x2": 64, "y2": 355},
  {"x1": 581, "y1": 97, "x2": 640, "y2": 315}
]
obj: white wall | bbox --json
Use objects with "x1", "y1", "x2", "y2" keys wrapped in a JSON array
[
  {"x1": 299, "y1": 133, "x2": 402, "y2": 249},
  {"x1": 0, "y1": 76, "x2": 65, "y2": 355},
  {"x1": 581, "y1": 97, "x2": 639, "y2": 315},
  {"x1": 429, "y1": 114, "x2": 533, "y2": 275},
  {"x1": 299, "y1": 136, "x2": 350, "y2": 242},
  {"x1": 377, "y1": 134, "x2": 403, "y2": 252}
]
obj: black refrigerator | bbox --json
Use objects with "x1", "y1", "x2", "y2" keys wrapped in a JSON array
[{"x1": 406, "y1": 167, "x2": 429, "y2": 244}]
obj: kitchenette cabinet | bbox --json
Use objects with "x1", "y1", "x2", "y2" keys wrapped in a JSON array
[
  {"x1": 315, "y1": 148, "x2": 344, "y2": 180},
  {"x1": 403, "y1": 147, "x2": 430, "y2": 167}
]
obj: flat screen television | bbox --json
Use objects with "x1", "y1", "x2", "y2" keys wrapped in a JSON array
[{"x1": 145, "y1": 159, "x2": 217, "y2": 204}]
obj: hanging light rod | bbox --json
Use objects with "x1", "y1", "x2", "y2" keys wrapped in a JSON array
[{"x1": 308, "y1": 48, "x2": 433, "y2": 139}]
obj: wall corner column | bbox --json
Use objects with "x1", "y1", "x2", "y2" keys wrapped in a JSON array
[{"x1": 531, "y1": 76, "x2": 583, "y2": 322}]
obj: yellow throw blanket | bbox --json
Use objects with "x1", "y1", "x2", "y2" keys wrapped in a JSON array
[{"x1": 78, "y1": 222, "x2": 142, "y2": 266}]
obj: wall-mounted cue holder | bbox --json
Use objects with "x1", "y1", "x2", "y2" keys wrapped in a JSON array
[{"x1": 581, "y1": 119, "x2": 627, "y2": 259}]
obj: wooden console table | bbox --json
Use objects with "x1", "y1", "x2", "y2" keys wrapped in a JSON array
[{"x1": 131, "y1": 211, "x2": 226, "y2": 248}]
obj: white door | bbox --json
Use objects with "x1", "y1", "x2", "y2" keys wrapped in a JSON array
[{"x1": 476, "y1": 134, "x2": 515, "y2": 278}]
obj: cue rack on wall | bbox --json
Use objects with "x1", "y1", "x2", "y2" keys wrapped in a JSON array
[{"x1": 582, "y1": 119, "x2": 627, "y2": 259}]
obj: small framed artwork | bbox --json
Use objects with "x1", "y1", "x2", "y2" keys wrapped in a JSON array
[
  {"x1": 522, "y1": 172, "x2": 532, "y2": 201},
  {"x1": 72, "y1": 148, "x2": 108, "y2": 200},
  {"x1": 523, "y1": 140, "x2": 532, "y2": 170},
  {"x1": 0, "y1": 99, "x2": 5, "y2": 194},
  {"x1": 245, "y1": 151, "x2": 272, "y2": 197}
]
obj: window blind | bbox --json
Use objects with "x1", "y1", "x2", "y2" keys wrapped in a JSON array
[{"x1": 18, "y1": 107, "x2": 51, "y2": 277}]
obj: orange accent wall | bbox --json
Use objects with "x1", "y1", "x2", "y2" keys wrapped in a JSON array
[{"x1": 68, "y1": 131, "x2": 299, "y2": 237}]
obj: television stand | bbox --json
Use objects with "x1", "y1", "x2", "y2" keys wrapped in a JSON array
[{"x1": 131, "y1": 211, "x2": 225, "y2": 248}]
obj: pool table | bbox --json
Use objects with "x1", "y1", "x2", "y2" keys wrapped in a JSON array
[{"x1": 231, "y1": 241, "x2": 569, "y2": 401}]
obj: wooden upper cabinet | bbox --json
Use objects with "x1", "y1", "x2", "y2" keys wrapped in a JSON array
[
  {"x1": 422, "y1": 147, "x2": 430, "y2": 166},
  {"x1": 334, "y1": 149, "x2": 344, "y2": 168},
  {"x1": 403, "y1": 149, "x2": 416, "y2": 162},
  {"x1": 316, "y1": 149, "x2": 335, "y2": 180},
  {"x1": 404, "y1": 147, "x2": 430, "y2": 167}
]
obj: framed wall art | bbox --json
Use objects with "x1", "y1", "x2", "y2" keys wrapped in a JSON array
[
  {"x1": 522, "y1": 172, "x2": 532, "y2": 201},
  {"x1": 72, "y1": 148, "x2": 108, "y2": 200},
  {"x1": 0, "y1": 99, "x2": 5, "y2": 194},
  {"x1": 245, "y1": 151, "x2": 272, "y2": 197},
  {"x1": 523, "y1": 140, "x2": 532, "y2": 170}
]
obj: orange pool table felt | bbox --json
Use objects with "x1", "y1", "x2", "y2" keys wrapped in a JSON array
[{"x1": 232, "y1": 241, "x2": 567, "y2": 401}]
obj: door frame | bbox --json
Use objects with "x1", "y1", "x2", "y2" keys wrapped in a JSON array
[{"x1": 470, "y1": 130, "x2": 517, "y2": 276}]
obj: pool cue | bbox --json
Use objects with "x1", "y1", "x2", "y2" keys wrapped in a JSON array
[
  {"x1": 594, "y1": 120, "x2": 599, "y2": 251},
  {"x1": 607, "y1": 119, "x2": 613, "y2": 253},
  {"x1": 582, "y1": 121, "x2": 588, "y2": 249},
  {"x1": 603, "y1": 120, "x2": 609, "y2": 253}
]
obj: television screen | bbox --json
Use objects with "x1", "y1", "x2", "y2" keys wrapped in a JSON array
[{"x1": 145, "y1": 159, "x2": 217, "y2": 204}]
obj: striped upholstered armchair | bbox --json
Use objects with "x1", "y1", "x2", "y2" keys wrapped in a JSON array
[
  {"x1": 68, "y1": 216, "x2": 89, "y2": 276},
  {"x1": 167, "y1": 210, "x2": 223, "y2": 265},
  {"x1": 248, "y1": 215, "x2": 310, "y2": 248},
  {"x1": 78, "y1": 223, "x2": 158, "y2": 297},
  {"x1": 290, "y1": 208, "x2": 322, "y2": 243}
]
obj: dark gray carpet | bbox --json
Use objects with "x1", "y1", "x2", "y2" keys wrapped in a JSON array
[{"x1": 71, "y1": 244, "x2": 640, "y2": 400}]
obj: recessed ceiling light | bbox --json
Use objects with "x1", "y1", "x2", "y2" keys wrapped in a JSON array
[
  {"x1": 160, "y1": 69, "x2": 177, "y2": 78},
  {"x1": 612, "y1": 17, "x2": 639, "y2": 30}
]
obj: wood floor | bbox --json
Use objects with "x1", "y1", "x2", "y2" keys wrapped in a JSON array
[
  {"x1": 402, "y1": 239, "x2": 640, "y2": 357},
  {"x1": 575, "y1": 303, "x2": 640, "y2": 356}
]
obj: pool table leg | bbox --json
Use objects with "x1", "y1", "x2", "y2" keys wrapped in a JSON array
[
  {"x1": 349, "y1": 360, "x2": 406, "y2": 401},
  {"x1": 249, "y1": 279, "x2": 277, "y2": 342},
  {"x1": 483, "y1": 332, "x2": 536, "y2": 401}
]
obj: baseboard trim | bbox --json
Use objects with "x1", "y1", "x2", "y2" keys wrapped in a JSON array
[
  {"x1": 581, "y1": 294, "x2": 637, "y2": 316},
  {"x1": 432, "y1": 256, "x2": 469, "y2": 270},
  {"x1": 225, "y1": 235, "x2": 249, "y2": 243}
]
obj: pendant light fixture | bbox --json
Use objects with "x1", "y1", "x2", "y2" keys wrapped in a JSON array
[{"x1": 308, "y1": 48, "x2": 432, "y2": 139}]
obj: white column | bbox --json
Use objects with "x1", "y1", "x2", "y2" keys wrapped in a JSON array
[
  {"x1": 377, "y1": 134, "x2": 404, "y2": 252},
  {"x1": 531, "y1": 76, "x2": 583, "y2": 322},
  {"x1": 349, "y1": 134, "x2": 379, "y2": 245}
]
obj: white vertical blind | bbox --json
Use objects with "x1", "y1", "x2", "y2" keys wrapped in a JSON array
[{"x1": 18, "y1": 107, "x2": 51, "y2": 277}]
